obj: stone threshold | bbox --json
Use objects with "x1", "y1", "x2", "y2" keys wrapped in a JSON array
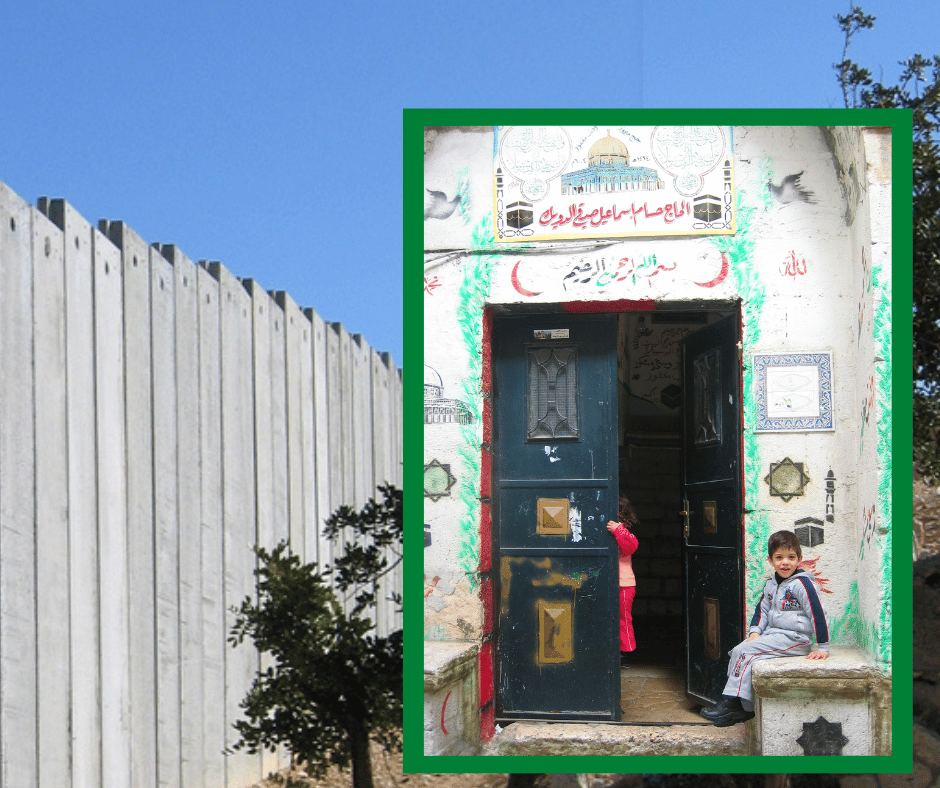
[{"x1": 487, "y1": 720, "x2": 750, "y2": 756}]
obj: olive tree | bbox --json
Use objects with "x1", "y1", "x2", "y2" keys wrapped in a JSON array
[{"x1": 228, "y1": 484, "x2": 403, "y2": 788}]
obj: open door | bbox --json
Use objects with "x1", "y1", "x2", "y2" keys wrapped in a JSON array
[
  {"x1": 493, "y1": 313, "x2": 620, "y2": 721},
  {"x1": 681, "y1": 313, "x2": 744, "y2": 705}
]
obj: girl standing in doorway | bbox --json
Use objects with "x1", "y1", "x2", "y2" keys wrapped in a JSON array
[{"x1": 607, "y1": 494, "x2": 640, "y2": 666}]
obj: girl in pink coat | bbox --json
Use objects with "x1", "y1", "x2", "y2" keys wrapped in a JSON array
[{"x1": 607, "y1": 494, "x2": 640, "y2": 665}]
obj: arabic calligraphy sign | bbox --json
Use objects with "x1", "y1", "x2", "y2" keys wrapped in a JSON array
[{"x1": 494, "y1": 125, "x2": 735, "y2": 242}]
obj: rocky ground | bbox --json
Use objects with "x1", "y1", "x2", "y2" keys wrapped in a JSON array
[{"x1": 256, "y1": 477, "x2": 940, "y2": 788}]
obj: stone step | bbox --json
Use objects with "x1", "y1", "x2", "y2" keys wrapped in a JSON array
[{"x1": 488, "y1": 721, "x2": 749, "y2": 756}]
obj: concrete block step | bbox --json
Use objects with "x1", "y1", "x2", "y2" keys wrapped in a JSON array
[{"x1": 488, "y1": 721, "x2": 749, "y2": 756}]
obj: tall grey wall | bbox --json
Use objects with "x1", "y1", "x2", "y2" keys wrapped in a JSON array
[{"x1": 0, "y1": 178, "x2": 403, "y2": 788}]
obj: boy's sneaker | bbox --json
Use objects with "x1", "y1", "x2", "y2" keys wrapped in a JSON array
[{"x1": 700, "y1": 695, "x2": 755, "y2": 726}]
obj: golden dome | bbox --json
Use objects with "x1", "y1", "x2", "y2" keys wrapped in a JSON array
[{"x1": 589, "y1": 130, "x2": 630, "y2": 167}]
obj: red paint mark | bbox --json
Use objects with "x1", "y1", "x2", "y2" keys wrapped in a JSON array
[
  {"x1": 780, "y1": 250, "x2": 807, "y2": 278},
  {"x1": 479, "y1": 641, "x2": 494, "y2": 706},
  {"x1": 510, "y1": 260, "x2": 541, "y2": 297},
  {"x1": 424, "y1": 575, "x2": 441, "y2": 599},
  {"x1": 561, "y1": 299, "x2": 654, "y2": 313},
  {"x1": 424, "y1": 275, "x2": 442, "y2": 295},
  {"x1": 481, "y1": 703, "x2": 496, "y2": 742},
  {"x1": 481, "y1": 309, "x2": 493, "y2": 396},
  {"x1": 478, "y1": 501, "x2": 491, "y2": 573},
  {"x1": 798, "y1": 556, "x2": 833, "y2": 594},
  {"x1": 480, "y1": 577, "x2": 494, "y2": 636},
  {"x1": 693, "y1": 252, "x2": 730, "y2": 288},
  {"x1": 479, "y1": 447, "x2": 491, "y2": 499},
  {"x1": 482, "y1": 398, "x2": 492, "y2": 446},
  {"x1": 441, "y1": 691, "x2": 452, "y2": 734}
]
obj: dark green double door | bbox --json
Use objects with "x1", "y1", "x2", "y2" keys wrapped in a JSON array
[{"x1": 492, "y1": 312, "x2": 741, "y2": 722}]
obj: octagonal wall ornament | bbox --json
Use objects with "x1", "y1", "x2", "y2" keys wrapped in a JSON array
[
  {"x1": 796, "y1": 716, "x2": 849, "y2": 756},
  {"x1": 424, "y1": 458, "x2": 457, "y2": 502},
  {"x1": 764, "y1": 457, "x2": 811, "y2": 502}
]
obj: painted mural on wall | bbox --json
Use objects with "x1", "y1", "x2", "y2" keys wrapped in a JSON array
[
  {"x1": 422, "y1": 125, "x2": 894, "y2": 685},
  {"x1": 493, "y1": 126, "x2": 735, "y2": 241},
  {"x1": 767, "y1": 171, "x2": 816, "y2": 206},
  {"x1": 425, "y1": 365, "x2": 475, "y2": 425}
]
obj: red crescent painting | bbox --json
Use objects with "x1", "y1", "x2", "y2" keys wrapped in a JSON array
[
  {"x1": 693, "y1": 252, "x2": 729, "y2": 288},
  {"x1": 440, "y1": 690, "x2": 452, "y2": 734},
  {"x1": 511, "y1": 260, "x2": 541, "y2": 297}
]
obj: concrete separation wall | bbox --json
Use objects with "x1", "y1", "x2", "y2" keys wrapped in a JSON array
[{"x1": 0, "y1": 178, "x2": 403, "y2": 788}]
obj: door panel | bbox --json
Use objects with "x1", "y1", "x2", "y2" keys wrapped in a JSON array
[
  {"x1": 682, "y1": 314, "x2": 743, "y2": 705},
  {"x1": 493, "y1": 314, "x2": 620, "y2": 721}
]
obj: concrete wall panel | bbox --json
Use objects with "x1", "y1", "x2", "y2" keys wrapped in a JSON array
[
  {"x1": 309, "y1": 308, "x2": 333, "y2": 573},
  {"x1": 281, "y1": 292, "x2": 306, "y2": 559},
  {"x1": 32, "y1": 204, "x2": 72, "y2": 788},
  {"x1": 298, "y1": 305, "x2": 316, "y2": 568},
  {"x1": 0, "y1": 183, "x2": 38, "y2": 787},
  {"x1": 152, "y1": 248, "x2": 182, "y2": 788},
  {"x1": 168, "y1": 245, "x2": 205, "y2": 788},
  {"x1": 0, "y1": 176, "x2": 402, "y2": 788},
  {"x1": 108, "y1": 220, "x2": 158, "y2": 788},
  {"x1": 93, "y1": 224, "x2": 131, "y2": 788},
  {"x1": 213, "y1": 263, "x2": 261, "y2": 787},
  {"x1": 197, "y1": 262, "x2": 227, "y2": 788},
  {"x1": 58, "y1": 200, "x2": 103, "y2": 788},
  {"x1": 248, "y1": 280, "x2": 281, "y2": 780}
]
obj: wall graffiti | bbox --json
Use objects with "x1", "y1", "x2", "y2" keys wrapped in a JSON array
[
  {"x1": 424, "y1": 458, "x2": 456, "y2": 502},
  {"x1": 494, "y1": 126, "x2": 735, "y2": 241},
  {"x1": 628, "y1": 317, "x2": 696, "y2": 411},
  {"x1": 857, "y1": 247, "x2": 872, "y2": 342},
  {"x1": 510, "y1": 260, "x2": 542, "y2": 297},
  {"x1": 797, "y1": 556, "x2": 832, "y2": 594},
  {"x1": 794, "y1": 516, "x2": 824, "y2": 547},
  {"x1": 440, "y1": 690, "x2": 452, "y2": 735},
  {"x1": 425, "y1": 365, "x2": 475, "y2": 425},
  {"x1": 558, "y1": 250, "x2": 729, "y2": 293},
  {"x1": 860, "y1": 373, "x2": 875, "y2": 450},
  {"x1": 780, "y1": 250, "x2": 808, "y2": 278},
  {"x1": 692, "y1": 252, "x2": 730, "y2": 288},
  {"x1": 453, "y1": 213, "x2": 495, "y2": 578},
  {"x1": 825, "y1": 469, "x2": 835, "y2": 522},
  {"x1": 858, "y1": 504, "x2": 876, "y2": 560},
  {"x1": 539, "y1": 200, "x2": 691, "y2": 232},
  {"x1": 425, "y1": 275, "x2": 442, "y2": 296},
  {"x1": 767, "y1": 171, "x2": 816, "y2": 205},
  {"x1": 424, "y1": 188, "x2": 462, "y2": 220},
  {"x1": 764, "y1": 457, "x2": 810, "y2": 502}
]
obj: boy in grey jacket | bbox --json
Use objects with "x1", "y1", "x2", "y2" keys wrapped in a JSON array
[{"x1": 701, "y1": 530, "x2": 830, "y2": 727}]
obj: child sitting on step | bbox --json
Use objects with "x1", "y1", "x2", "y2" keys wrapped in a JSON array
[{"x1": 701, "y1": 529, "x2": 830, "y2": 727}]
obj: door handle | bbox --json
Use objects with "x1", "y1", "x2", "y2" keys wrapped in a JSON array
[{"x1": 680, "y1": 501, "x2": 692, "y2": 543}]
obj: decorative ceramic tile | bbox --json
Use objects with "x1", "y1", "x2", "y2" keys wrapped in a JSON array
[{"x1": 753, "y1": 352, "x2": 834, "y2": 432}]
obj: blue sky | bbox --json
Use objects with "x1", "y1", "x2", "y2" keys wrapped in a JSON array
[{"x1": 0, "y1": 1, "x2": 935, "y2": 369}]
